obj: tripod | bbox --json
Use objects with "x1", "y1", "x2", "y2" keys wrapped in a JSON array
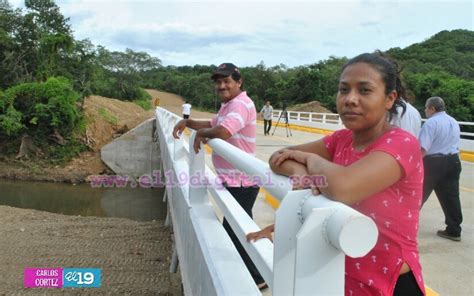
[{"x1": 272, "y1": 109, "x2": 292, "y2": 137}]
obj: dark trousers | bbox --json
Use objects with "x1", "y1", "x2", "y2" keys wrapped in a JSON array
[
  {"x1": 393, "y1": 271, "x2": 423, "y2": 296},
  {"x1": 422, "y1": 154, "x2": 463, "y2": 236},
  {"x1": 183, "y1": 114, "x2": 189, "y2": 119},
  {"x1": 223, "y1": 185, "x2": 264, "y2": 285},
  {"x1": 263, "y1": 119, "x2": 272, "y2": 135}
]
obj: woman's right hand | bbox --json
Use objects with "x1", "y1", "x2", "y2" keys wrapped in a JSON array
[{"x1": 271, "y1": 149, "x2": 309, "y2": 167}]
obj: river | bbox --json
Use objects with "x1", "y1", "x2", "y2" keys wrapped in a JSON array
[{"x1": 0, "y1": 179, "x2": 167, "y2": 221}]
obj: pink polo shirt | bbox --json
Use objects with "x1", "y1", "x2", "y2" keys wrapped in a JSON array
[
  {"x1": 210, "y1": 91, "x2": 257, "y2": 187},
  {"x1": 323, "y1": 128, "x2": 425, "y2": 296}
]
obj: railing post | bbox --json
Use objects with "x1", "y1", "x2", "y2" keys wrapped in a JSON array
[
  {"x1": 272, "y1": 190, "x2": 309, "y2": 295},
  {"x1": 188, "y1": 131, "x2": 207, "y2": 204},
  {"x1": 322, "y1": 113, "x2": 327, "y2": 124},
  {"x1": 309, "y1": 113, "x2": 312, "y2": 122},
  {"x1": 273, "y1": 190, "x2": 377, "y2": 296},
  {"x1": 297, "y1": 112, "x2": 300, "y2": 121},
  {"x1": 293, "y1": 207, "x2": 343, "y2": 295},
  {"x1": 171, "y1": 117, "x2": 184, "y2": 161}
]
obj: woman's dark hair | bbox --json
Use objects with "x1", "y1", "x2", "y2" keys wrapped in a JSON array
[{"x1": 341, "y1": 50, "x2": 407, "y2": 120}]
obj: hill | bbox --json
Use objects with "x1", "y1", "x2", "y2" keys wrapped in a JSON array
[
  {"x1": 145, "y1": 30, "x2": 473, "y2": 124},
  {"x1": 387, "y1": 29, "x2": 474, "y2": 79}
]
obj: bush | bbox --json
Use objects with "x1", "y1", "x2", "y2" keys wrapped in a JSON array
[{"x1": 0, "y1": 77, "x2": 81, "y2": 139}]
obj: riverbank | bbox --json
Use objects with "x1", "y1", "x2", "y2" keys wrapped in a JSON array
[
  {"x1": 0, "y1": 152, "x2": 106, "y2": 183},
  {"x1": 0, "y1": 205, "x2": 182, "y2": 294},
  {"x1": 0, "y1": 91, "x2": 193, "y2": 294}
]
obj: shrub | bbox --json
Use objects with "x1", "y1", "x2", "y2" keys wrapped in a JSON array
[{"x1": 0, "y1": 77, "x2": 81, "y2": 139}]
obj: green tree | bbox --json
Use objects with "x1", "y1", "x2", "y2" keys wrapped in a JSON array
[
  {"x1": 0, "y1": 0, "x2": 25, "y2": 87},
  {"x1": 94, "y1": 47, "x2": 161, "y2": 100}
]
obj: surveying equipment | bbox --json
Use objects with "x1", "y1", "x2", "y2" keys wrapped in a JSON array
[{"x1": 272, "y1": 107, "x2": 292, "y2": 137}]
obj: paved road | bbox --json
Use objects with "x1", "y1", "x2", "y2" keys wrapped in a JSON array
[{"x1": 252, "y1": 123, "x2": 473, "y2": 296}]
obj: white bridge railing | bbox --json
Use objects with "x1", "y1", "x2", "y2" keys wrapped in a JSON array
[
  {"x1": 155, "y1": 107, "x2": 378, "y2": 295},
  {"x1": 274, "y1": 110, "x2": 474, "y2": 138},
  {"x1": 274, "y1": 110, "x2": 474, "y2": 154}
]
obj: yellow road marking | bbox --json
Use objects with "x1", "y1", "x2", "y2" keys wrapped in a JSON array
[
  {"x1": 425, "y1": 285, "x2": 440, "y2": 296},
  {"x1": 460, "y1": 150, "x2": 474, "y2": 162},
  {"x1": 461, "y1": 186, "x2": 474, "y2": 193},
  {"x1": 258, "y1": 120, "x2": 474, "y2": 163}
]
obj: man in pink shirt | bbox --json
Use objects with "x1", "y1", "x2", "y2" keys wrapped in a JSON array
[{"x1": 172, "y1": 63, "x2": 266, "y2": 290}]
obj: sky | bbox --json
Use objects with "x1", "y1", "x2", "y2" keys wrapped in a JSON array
[{"x1": 9, "y1": 0, "x2": 474, "y2": 67}]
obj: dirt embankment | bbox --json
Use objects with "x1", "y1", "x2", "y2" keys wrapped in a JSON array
[
  {"x1": 146, "y1": 89, "x2": 214, "y2": 120},
  {"x1": 286, "y1": 101, "x2": 332, "y2": 113},
  {"x1": 0, "y1": 90, "x2": 213, "y2": 183}
]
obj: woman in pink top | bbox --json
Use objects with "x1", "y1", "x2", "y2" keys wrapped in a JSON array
[{"x1": 247, "y1": 52, "x2": 425, "y2": 295}]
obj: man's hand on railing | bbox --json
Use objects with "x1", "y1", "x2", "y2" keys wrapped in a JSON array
[
  {"x1": 193, "y1": 132, "x2": 208, "y2": 153},
  {"x1": 246, "y1": 224, "x2": 275, "y2": 242},
  {"x1": 173, "y1": 119, "x2": 188, "y2": 139}
]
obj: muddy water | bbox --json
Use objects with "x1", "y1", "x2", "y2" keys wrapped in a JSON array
[{"x1": 0, "y1": 179, "x2": 166, "y2": 221}]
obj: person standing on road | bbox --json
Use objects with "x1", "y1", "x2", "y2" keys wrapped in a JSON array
[
  {"x1": 182, "y1": 101, "x2": 192, "y2": 119},
  {"x1": 260, "y1": 101, "x2": 273, "y2": 135},
  {"x1": 172, "y1": 63, "x2": 267, "y2": 290},
  {"x1": 419, "y1": 96, "x2": 463, "y2": 242}
]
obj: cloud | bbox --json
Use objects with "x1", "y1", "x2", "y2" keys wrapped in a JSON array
[
  {"x1": 110, "y1": 30, "x2": 249, "y2": 52},
  {"x1": 360, "y1": 21, "x2": 380, "y2": 27},
  {"x1": 396, "y1": 31, "x2": 417, "y2": 39},
  {"x1": 19, "y1": 0, "x2": 471, "y2": 67},
  {"x1": 322, "y1": 41, "x2": 342, "y2": 47}
]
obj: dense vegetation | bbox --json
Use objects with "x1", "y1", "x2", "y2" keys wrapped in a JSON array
[
  {"x1": 0, "y1": 0, "x2": 160, "y2": 160},
  {"x1": 142, "y1": 30, "x2": 473, "y2": 127},
  {"x1": 0, "y1": 0, "x2": 472, "y2": 162}
]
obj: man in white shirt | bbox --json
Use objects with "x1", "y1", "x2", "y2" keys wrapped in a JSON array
[
  {"x1": 260, "y1": 101, "x2": 273, "y2": 135},
  {"x1": 182, "y1": 101, "x2": 192, "y2": 119},
  {"x1": 390, "y1": 99, "x2": 422, "y2": 137}
]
